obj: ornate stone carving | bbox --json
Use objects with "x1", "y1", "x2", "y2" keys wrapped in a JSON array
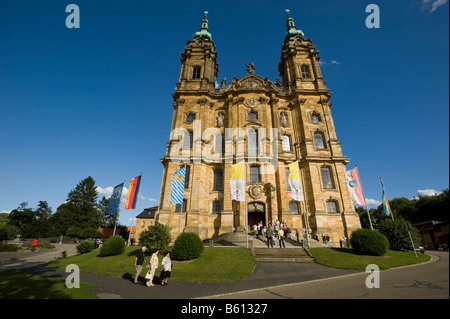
[
  {"x1": 248, "y1": 183, "x2": 263, "y2": 200},
  {"x1": 245, "y1": 62, "x2": 255, "y2": 74},
  {"x1": 258, "y1": 97, "x2": 269, "y2": 104},
  {"x1": 280, "y1": 112, "x2": 288, "y2": 127},
  {"x1": 248, "y1": 201, "x2": 264, "y2": 212},
  {"x1": 197, "y1": 98, "x2": 208, "y2": 105},
  {"x1": 216, "y1": 112, "x2": 224, "y2": 127}
]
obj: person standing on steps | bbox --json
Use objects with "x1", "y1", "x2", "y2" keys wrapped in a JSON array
[
  {"x1": 266, "y1": 224, "x2": 274, "y2": 248},
  {"x1": 278, "y1": 228, "x2": 286, "y2": 248}
]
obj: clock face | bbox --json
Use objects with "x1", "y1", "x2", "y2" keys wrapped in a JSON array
[{"x1": 247, "y1": 97, "x2": 257, "y2": 106}]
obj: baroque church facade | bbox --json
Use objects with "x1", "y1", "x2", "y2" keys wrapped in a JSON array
[{"x1": 156, "y1": 12, "x2": 361, "y2": 244}]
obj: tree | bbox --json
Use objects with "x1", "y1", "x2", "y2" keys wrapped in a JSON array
[
  {"x1": 139, "y1": 222, "x2": 172, "y2": 252},
  {"x1": 378, "y1": 217, "x2": 421, "y2": 251},
  {"x1": 8, "y1": 202, "x2": 34, "y2": 234},
  {"x1": 98, "y1": 196, "x2": 119, "y2": 228},
  {"x1": 51, "y1": 176, "x2": 101, "y2": 235}
]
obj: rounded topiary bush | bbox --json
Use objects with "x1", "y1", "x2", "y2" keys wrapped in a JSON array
[
  {"x1": 99, "y1": 235, "x2": 125, "y2": 256},
  {"x1": 350, "y1": 229, "x2": 389, "y2": 256},
  {"x1": 76, "y1": 240, "x2": 95, "y2": 254},
  {"x1": 171, "y1": 232, "x2": 204, "y2": 261}
]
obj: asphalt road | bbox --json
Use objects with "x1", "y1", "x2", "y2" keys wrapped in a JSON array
[{"x1": 203, "y1": 250, "x2": 449, "y2": 299}]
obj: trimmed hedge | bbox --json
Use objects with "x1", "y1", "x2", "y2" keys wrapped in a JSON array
[
  {"x1": 171, "y1": 232, "x2": 204, "y2": 261},
  {"x1": 99, "y1": 235, "x2": 125, "y2": 256},
  {"x1": 350, "y1": 229, "x2": 389, "y2": 256},
  {"x1": 76, "y1": 240, "x2": 95, "y2": 254}
]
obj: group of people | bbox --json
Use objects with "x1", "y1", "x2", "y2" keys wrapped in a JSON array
[
  {"x1": 134, "y1": 246, "x2": 172, "y2": 287},
  {"x1": 252, "y1": 220, "x2": 292, "y2": 248}
]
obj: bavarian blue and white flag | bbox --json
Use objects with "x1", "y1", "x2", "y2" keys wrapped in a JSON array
[
  {"x1": 108, "y1": 183, "x2": 124, "y2": 215},
  {"x1": 170, "y1": 167, "x2": 186, "y2": 204}
]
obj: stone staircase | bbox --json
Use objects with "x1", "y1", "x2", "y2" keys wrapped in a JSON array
[
  {"x1": 204, "y1": 231, "x2": 316, "y2": 263},
  {"x1": 251, "y1": 247, "x2": 314, "y2": 263}
]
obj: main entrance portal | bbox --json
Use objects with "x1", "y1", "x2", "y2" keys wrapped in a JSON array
[{"x1": 248, "y1": 202, "x2": 265, "y2": 230}]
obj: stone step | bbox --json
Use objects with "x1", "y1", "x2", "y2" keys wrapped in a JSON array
[
  {"x1": 254, "y1": 256, "x2": 315, "y2": 263},
  {"x1": 252, "y1": 247, "x2": 315, "y2": 263}
]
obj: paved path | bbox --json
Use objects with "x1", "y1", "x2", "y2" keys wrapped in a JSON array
[
  {"x1": 0, "y1": 247, "x2": 447, "y2": 299},
  {"x1": 203, "y1": 250, "x2": 449, "y2": 299}
]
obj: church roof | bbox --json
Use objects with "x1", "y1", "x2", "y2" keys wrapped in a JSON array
[{"x1": 136, "y1": 206, "x2": 158, "y2": 219}]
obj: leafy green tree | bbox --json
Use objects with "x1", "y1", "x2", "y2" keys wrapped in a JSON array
[
  {"x1": 98, "y1": 196, "x2": 119, "y2": 228},
  {"x1": 139, "y1": 222, "x2": 172, "y2": 253},
  {"x1": 378, "y1": 217, "x2": 421, "y2": 251},
  {"x1": 8, "y1": 202, "x2": 34, "y2": 233},
  {"x1": 51, "y1": 176, "x2": 101, "y2": 235}
]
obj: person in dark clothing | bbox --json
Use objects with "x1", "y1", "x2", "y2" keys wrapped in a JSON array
[{"x1": 134, "y1": 246, "x2": 147, "y2": 284}]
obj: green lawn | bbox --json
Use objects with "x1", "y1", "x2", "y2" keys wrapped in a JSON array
[
  {"x1": 48, "y1": 246, "x2": 256, "y2": 282},
  {"x1": 308, "y1": 247, "x2": 431, "y2": 270},
  {"x1": 0, "y1": 270, "x2": 98, "y2": 299}
]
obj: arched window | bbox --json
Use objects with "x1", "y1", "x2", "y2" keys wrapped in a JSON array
[
  {"x1": 175, "y1": 199, "x2": 187, "y2": 212},
  {"x1": 250, "y1": 165, "x2": 261, "y2": 183},
  {"x1": 192, "y1": 66, "x2": 201, "y2": 79},
  {"x1": 212, "y1": 201, "x2": 222, "y2": 214},
  {"x1": 311, "y1": 112, "x2": 320, "y2": 124},
  {"x1": 248, "y1": 110, "x2": 258, "y2": 122},
  {"x1": 213, "y1": 169, "x2": 223, "y2": 191},
  {"x1": 186, "y1": 112, "x2": 196, "y2": 123},
  {"x1": 301, "y1": 64, "x2": 311, "y2": 79},
  {"x1": 248, "y1": 129, "x2": 259, "y2": 156},
  {"x1": 314, "y1": 131, "x2": 325, "y2": 149},
  {"x1": 289, "y1": 202, "x2": 299, "y2": 214},
  {"x1": 321, "y1": 166, "x2": 334, "y2": 189},
  {"x1": 326, "y1": 200, "x2": 339, "y2": 214},
  {"x1": 282, "y1": 135, "x2": 291, "y2": 151}
]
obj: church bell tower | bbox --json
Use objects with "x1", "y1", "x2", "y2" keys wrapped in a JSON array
[{"x1": 177, "y1": 12, "x2": 219, "y2": 92}]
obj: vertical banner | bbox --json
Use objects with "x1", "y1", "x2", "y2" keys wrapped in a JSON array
[
  {"x1": 170, "y1": 167, "x2": 187, "y2": 204},
  {"x1": 125, "y1": 175, "x2": 141, "y2": 210},
  {"x1": 288, "y1": 161, "x2": 304, "y2": 201},
  {"x1": 345, "y1": 167, "x2": 366, "y2": 206},
  {"x1": 108, "y1": 182, "x2": 124, "y2": 215},
  {"x1": 230, "y1": 162, "x2": 246, "y2": 202}
]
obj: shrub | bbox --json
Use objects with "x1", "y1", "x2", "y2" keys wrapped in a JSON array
[
  {"x1": 76, "y1": 240, "x2": 95, "y2": 254},
  {"x1": 171, "y1": 232, "x2": 204, "y2": 261},
  {"x1": 139, "y1": 222, "x2": 172, "y2": 253},
  {"x1": 0, "y1": 243, "x2": 18, "y2": 252},
  {"x1": 378, "y1": 218, "x2": 421, "y2": 251},
  {"x1": 99, "y1": 235, "x2": 125, "y2": 256},
  {"x1": 350, "y1": 229, "x2": 389, "y2": 256}
]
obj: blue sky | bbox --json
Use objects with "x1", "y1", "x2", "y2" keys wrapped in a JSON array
[{"x1": 0, "y1": 0, "x2": 448, "y2": 227}]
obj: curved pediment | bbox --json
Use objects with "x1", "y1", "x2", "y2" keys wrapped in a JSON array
[{"x1": 225, "y1": 73, "x2": 280, "y2": 93}]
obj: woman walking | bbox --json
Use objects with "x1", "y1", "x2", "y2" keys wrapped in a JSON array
[
  {"x1": 146, "y1": 249, "x2": 159, "y2": 287},
  {"x1": 160, "y1": 252, "x2": 172, "y2": 286}
]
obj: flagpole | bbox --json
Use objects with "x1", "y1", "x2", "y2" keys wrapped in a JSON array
[
  {"x1": 178, "y1": 200, "x2": 183, "y2": 237},
  {"x1": 127, "y1": 208, "x2": 136, "y2": 246},
  {"x1": 245, "y1": 164, "x2": 248, "y2": 249},
  {"x1": 298, "y1": 163, "x2": 310, "y2": 249},
  {"x1": 127, "y1": 173, "x2": 142, "y2": 246},
  {"x1": 406, "y1": 221, "x2": 418, "y2": 259},
  {"x1": 355, "y1": 166, "x2": 373, "y2": 230}
]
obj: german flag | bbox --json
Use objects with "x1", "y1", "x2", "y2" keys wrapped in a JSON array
[{"x1": 125, "y1": 175, "x2": 141, "y2": 210}]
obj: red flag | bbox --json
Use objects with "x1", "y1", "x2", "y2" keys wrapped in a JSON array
[{"x1": 125, "y1": 175, "x2": 141, "y2": 210}]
